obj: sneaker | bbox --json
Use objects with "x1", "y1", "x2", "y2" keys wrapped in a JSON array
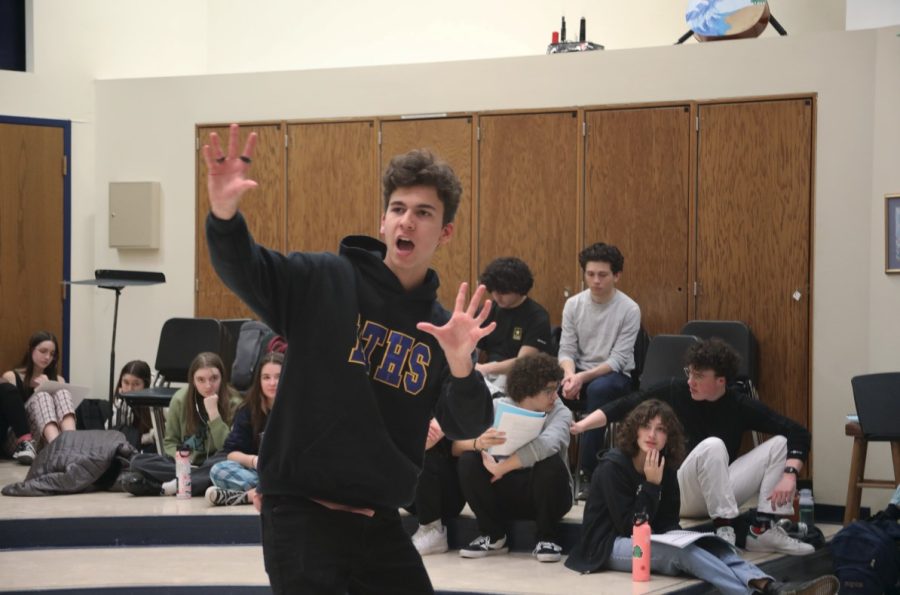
[
  {"x1": 120, "y1": 471, "x2": 164, "y2": 497},
  {"x1": 12, "y1": 439, "x2": 36, "y2": 465},
  {"x1": 715, "y1": 525, "x2": 736, "y2": 546},
  {"x1": 532, "y1": 541, "x2": 562, "y2": 562},
  {"x1": 459, "y1": 534, "x2": 508, "y2": 558},
  {"x1": 766, "y1": 574, "x2": 839, "y2": 594},
  {"x1": 205, "y1": 486, "x2": 249, "y2": 506},
  {"x1": 411, "y1": 523, "x2": 448, "y2": 556},
  {"x1": 746, "y1": 523, "x2": 815, "y2": 555}
]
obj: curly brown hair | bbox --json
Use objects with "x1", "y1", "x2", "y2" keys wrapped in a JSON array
[
  {"x1": 686, "y1": 338, "x2": 739, "y2": 382},
  {"x1": 382, "y1": 149, "x2": 462, "y2": 226},
  {"x1": 506, "y1": 353, "x2": 564, "y2": 403},
  {"x1": 616, "y1": 399, "x2": 686, "y2": 468}
]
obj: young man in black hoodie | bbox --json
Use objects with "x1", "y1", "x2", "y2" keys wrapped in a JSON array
[{"x1": 202, "y1": 124, "x2": 495, "y2": 594}]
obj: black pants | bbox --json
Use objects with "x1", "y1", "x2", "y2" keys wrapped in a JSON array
[
  {"x1": 129, "y1": 452, "x2": 225, "y2": 497},
  {"x1": 261, "y1": 495, "x2": 433, "y2": 595},
  {"x1": 0, "y1": 383, "x2": 29, "y2": 441},
  {"x1": 404, "y1": 438, "x2": 465, "y2": 525},
  {"x1": 458, "y1": 451, "x2": 573, "y2": 542}
]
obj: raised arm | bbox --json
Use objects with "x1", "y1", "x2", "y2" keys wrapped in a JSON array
[{"x1": 202, "y1": 124, "x2": 259, "y2": 221}]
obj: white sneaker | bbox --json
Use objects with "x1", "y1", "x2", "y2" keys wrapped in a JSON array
[
  {"x1": 745, "y1": 524, "x2": 814, "y2": 555},
  {"x1": 412, "y1": 523, "x2": 448, "y2": 555},
  {"x1": 715, "y1": 525, "x2": 736, "y2": 546}
]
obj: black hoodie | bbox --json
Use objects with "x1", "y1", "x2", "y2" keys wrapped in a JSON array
[
  {"x1": 565, "y1": 449, "x2": 681, "y2": 573},
  {"x1": 206, "y1": 212, "x2": 493, "y2": 509}
]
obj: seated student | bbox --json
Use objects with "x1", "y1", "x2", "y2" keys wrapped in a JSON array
[
  {"x1": 206, "y1": 351, "x2": 283, "y2": 506},
  {"x1": 455, "y1": 353, "x2": 572, "y2": 562},
  {"x1": 111, "y1": 360, "x2": 154, "y2": 451},
  {"x1": 475, "y1": 257, "x2": 552, "y2": 393},
  {"x1": 558, "y1": 243, "x2": 640, "y2": 487},
  {"x1": 121, "y1": 352, "x2": 241, "y2": 497},
  {"x1": 405, "y1": 417, "x2": 466, "y2": 555},
  {"x1": 2, "y1": 331, "x2": 75, "y2": 449},
  {"x1": 565, "y1": 399, "x2": 839, "y2": 595},
  {"x1": 572, "y1": 339, "x2": 814, "y2": 555}
]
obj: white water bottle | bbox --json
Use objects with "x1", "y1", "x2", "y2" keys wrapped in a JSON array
[{"x1": 175, "y1": 445, "x2": 192, "y2": 499}]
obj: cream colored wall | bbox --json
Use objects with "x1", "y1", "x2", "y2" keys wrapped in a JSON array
[
  {"x1": 91, "y1": 27, "x2": 900, "y2": 508},
  {"x1": 2, "y1": 0, "x2": 896, "y2": 510}
]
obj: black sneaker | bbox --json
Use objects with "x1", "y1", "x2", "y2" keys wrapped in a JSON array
[
  {"x1": 120, "y1": 471, "x2": 163, "y2": 496},
  {"x1": 459, "y1": 535, "x2": 508, "y2": 558},
  {"x1": 205, "y1": 486, "x2": 249, "y2": 506},
  {"x1": 12, "y1": 439, "x2": 36, "y2": 465},
  {"x1": 532, "y1": 541, "x2": 562, "y2": 562}
]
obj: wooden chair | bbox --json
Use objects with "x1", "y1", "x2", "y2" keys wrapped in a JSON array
[{"x1": 843, "y1": 372, "x2": 900, "y2": 525}]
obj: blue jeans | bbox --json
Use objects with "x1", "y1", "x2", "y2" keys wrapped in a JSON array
[
  {"x1": 210, "y1": 459, "x2": 259, "y2": 491},
  {"x1": 580, "y1": 371, "x2": 632, "y2": 477},
  {"x1": 606, "y1": 535, "x2": 770, "y2": 595}
]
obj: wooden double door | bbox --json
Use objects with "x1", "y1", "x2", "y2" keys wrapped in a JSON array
[{"x1": 196, "y1": 96, "x2": 813, "y2": 431}]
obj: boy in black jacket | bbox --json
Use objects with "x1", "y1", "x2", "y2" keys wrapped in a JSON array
[
  {"x1": 572, "y1": 339, "x2": 814, "y2": 556},
  {"x1": 202, "y1": 124, "x2": 495, "y2": 594}
]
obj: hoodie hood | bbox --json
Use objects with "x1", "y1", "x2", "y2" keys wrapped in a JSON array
[{"x1": 340, "y1": 235, "x2": 440, "y2": 302}]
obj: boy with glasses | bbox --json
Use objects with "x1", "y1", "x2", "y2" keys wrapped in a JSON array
[{"x1": 572, "y1": 339, "x2": 814, "y2": 556}]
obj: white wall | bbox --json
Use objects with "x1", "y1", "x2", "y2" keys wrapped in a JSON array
[{"x1": 2, "y1": 0, "x2": 898, "y2": 510}]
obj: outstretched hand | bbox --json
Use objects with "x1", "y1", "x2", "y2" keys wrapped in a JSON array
[
  {"x1": 202, "y1": 123, "x2": 259, "y2": 220},
  {"x1": 417, "y1": 283, "x2": 497, "y2": 377}
]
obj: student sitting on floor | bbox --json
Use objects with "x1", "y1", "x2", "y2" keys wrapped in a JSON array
[
  {"x1": 111, "y1": 360, "x2": 155, "y2": 451},
  {"x1": 121, "y1": 352, "x2": 241, "y2": 497},
  {"x1": 206, "y1": 351, "x2": 283, "y2": 506},
  {"x1": 455, "y1": 353, "x2": 573, "y2": 563},
  {"x1": 565, "y1": 399, "x2": 839, "y2": 595},
  {"x1": 405, "y1": 417, "x2": 466, "y2": 555},
  {"x1": 2, "y1": 331, "x2": 75, "y2": 451}
]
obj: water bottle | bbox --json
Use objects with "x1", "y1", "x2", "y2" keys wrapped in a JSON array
[
  {"x1": 798, "y1": 488, "x2": 814, "y2": 525},
  {"x1": 175, "y1": 444, "x2": 192, "y2": 499},
  {"x1": 632, "y1": 512, "x2": 651, "y2": 582}
]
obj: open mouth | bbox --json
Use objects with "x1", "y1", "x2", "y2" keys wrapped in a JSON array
[{"x1": 396, "y1": 237, "x2": 415, "y2": 253}]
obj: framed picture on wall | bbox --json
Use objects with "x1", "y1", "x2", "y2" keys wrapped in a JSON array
[{"x1": 887, "y1": 194, "x2": 900, "y2": 274}]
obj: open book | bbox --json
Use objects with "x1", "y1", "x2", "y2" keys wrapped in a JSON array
[
  {"x1": 489, "y1": 401, "x2": 545, "y2": 457},
  {"x1": 651, "y1": 530, "x2": 718, "y2": 548},
  {"x1": 35, "y1": 381, "x2": 91, "y2": 410}
]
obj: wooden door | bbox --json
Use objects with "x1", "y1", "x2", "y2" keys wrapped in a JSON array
[
  {"x1": 0, "y1": 122, "x2": 66, "y2": 372},
  {"x1": 380, "y1": 117, "x2": 473, "y2": 309},
  {"x1": 196, "y1": 123, "x2": 285, "y2": 319},
  {"x1": 695, "y1": 98, "x2": 813, "y2": 428},
  {"x1": 478, "y1": 112, "x2": 580, "y2": 325},
  {"x1": 584, "y1": 106, "x2": 692, "y2": 336},
  {"x1": 286, "y1": 121, "x2": 377, "y2": 254}
]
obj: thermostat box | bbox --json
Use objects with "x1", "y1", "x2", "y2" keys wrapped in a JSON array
[{"x1": 109, "y1": 181, "x2": 160, "y2": 249}]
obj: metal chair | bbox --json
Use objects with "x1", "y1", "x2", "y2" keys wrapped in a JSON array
[
  {"x1": 120, "y1": 318, "x2": 224, "y2": 454},
  {"x1": 844, "y1": 372, "x2": 900, "y2": 524}
]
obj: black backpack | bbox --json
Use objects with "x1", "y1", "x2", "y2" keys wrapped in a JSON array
[
  {"x1": 832, "y1": 518, "x2": 900, "y2": 594},
  {"x1": 75, "y1": 399, "x2": 112, "y2": 430},
  {"x1": 231, "y1": 321, "x2": 277, "y2": 392}
]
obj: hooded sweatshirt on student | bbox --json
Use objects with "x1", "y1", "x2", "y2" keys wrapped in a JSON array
[{"x1": 206, "y1": 212, "x2": 492, "y2": 510}]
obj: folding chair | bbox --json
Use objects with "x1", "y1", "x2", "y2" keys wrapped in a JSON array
[
  {"x1": 638, "y1": 334, "x2": 701, "y2": 390},
  {"x1": 121, "y1": 318, "x2": 224, "y2": 454}
]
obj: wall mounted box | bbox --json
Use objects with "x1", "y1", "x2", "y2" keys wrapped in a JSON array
[{"x1": 109, "y1": 181, "x2": 160, "y2": 249}]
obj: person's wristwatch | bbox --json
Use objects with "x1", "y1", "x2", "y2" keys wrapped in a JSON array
[{"x1": 783, "y1": 465, "x2": 799, "y2": 476}]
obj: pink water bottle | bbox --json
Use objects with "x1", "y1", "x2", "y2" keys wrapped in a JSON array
[
  {"x1": 632, "y1": 512, "x2": 651, "y2": 582},
  {"x1": 175, "y1": 445, "x2": 192, "y2": 499}
]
